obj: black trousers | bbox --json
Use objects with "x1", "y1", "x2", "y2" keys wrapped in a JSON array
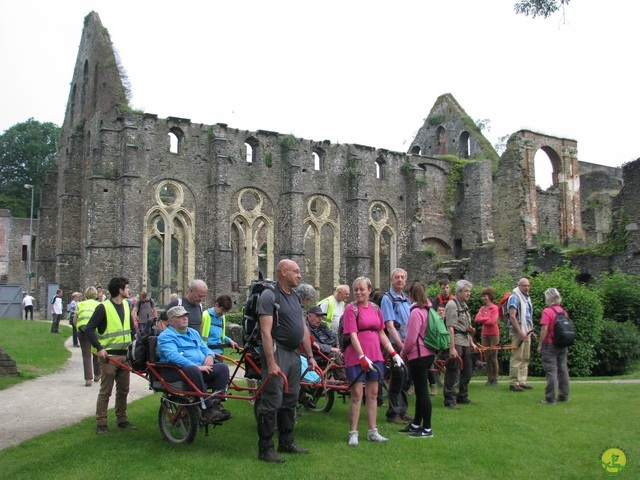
[{"x1": 256, "y1": 345, "x2": 300, "y2": 452}]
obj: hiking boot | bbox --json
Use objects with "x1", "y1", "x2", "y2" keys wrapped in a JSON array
[
  {"x1": 510, "y1": 384, "x2": 524, "y2": 392},
  {"x1": 258, "y1": 449, "x2": 285, "y2": 463},
  {"x1": 213, "y1": 403, "x2": 232, "y2": 420},
  {"x1": 445, "y1": 403, "x2": 460, "y2": 410},
  {"x1": 521, "y1": 384, "x2": 533, "y2": 390},
  {"x1": 398, "y1": 424, "x2": 421, "y2": 434},
  {"x1": 348, "y1": 430, "x2": 359, "y2": 446},
  {"x1": 117, "y1": 421, "x2": 137, "y2": 430},
  {"x1": 410, "y1": 428, "x2": 434, "y2": 439},
  {"x1": 386, "y1": 415, "x2": 405, "y2": 425},
  {"x1": 430, "y1": 384, "x2": 437, "y2": 396},
  {"x1": 202, "y1": 408, "x2": 226, "y2": 423},
  {"x1": 85, "y1": 380, "x2": 92, "y2": 387},
  {"x1": 558, "y1": 397, "x2": 570, "y2": 403},
  {"x1": 278, "y1": 443, "x2": 309, "y2": 454},
  {"x1": 367, "y1": 428, "x2": 389, "y2": 442},
  {"x1": 458, "y1": 399, "x2": 477, "y2": 405},
  {"x1": 402, "y1": 414, "x2": 414, "y2": 422},
  {"x1": 540, "y1": 399, "x2": 556, "y2": 405},
  {"x1": 96, "y1": 425, "x2": 108, "y2": 435},
  {"x1": 94, "y1": 375, "x2": 101, "y2": 382}
]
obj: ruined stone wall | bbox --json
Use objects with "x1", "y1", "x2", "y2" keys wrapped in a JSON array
[
  {"x1": 456, "y1": 160, "x2": 494, "y2": 254},
  {"x1": 0, "y1": 211, "x2": 31, "y2": 287},
  {"x1": 611, "y1": 158, "x2": 640, "y2": 274},
  {"x1": 536, "y1": 188, "x2": 561, "y2": 242}
]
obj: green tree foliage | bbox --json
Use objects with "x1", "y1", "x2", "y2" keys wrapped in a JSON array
[
  {"x1": 0, "y1": 118, "x2": 60, "y2": 217},
  {"x1": 514, "y1": 0, "x2": 571, "y2": 18},
  {"x1": 595, "y1": 270, "x2": 640, "y2": 328},
  {"x1": 526, "y1": 266, "x2": 603, "y2": 377},
  {"x1": 592, "y1": 320, "x2": 640, "y2": 376}
]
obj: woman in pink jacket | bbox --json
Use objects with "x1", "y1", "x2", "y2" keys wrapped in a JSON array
[
  {"x1": 475, "y1": 287, "x2": 500, "y2": 386},
  {"x1": 399, "y1": 282, "x2": 434, "y2": 438}
]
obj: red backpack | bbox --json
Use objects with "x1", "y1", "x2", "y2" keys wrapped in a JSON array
[{"x1": 497, "y1": 292, "x2": 511, "y2": 323}]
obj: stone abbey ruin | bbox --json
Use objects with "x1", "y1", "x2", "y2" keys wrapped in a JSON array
[{"x1": 4, "y1": 12, "x2": 639, "y2": 310}]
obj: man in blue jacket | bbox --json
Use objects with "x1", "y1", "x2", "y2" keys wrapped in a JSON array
[{"x1": 157, "y1": 305, "x2": 231, "y2": 423}]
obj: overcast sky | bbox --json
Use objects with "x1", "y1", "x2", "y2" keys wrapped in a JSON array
[{"x1": 1, "y1": 0, "x2": 638, "y2": 184}]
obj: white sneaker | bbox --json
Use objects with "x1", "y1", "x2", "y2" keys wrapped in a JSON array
[
  {"x1": 367, "y1": 428, "x2": 389, "y2": 442},
  {"x1": 348, "y1": 430, "x2": 359, "y2": 446}
]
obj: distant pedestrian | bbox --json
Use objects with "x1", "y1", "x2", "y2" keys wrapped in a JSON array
[
  {"x1": 74, "y1": 287, "x2": 102, "y2": 387},
  {"x1": 68, "y1": 292, "x2": 81, "y2": 347},
  {"x1": 22, "y1": 293, "x2": 35, "y2": 320},
  {"x1": 50, "y1": 289, "x2": 63, "y2": 333}
]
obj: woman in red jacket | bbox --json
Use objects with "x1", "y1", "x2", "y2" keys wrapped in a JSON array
[{"x1": 475, "y1": 287, "x2": 500, "y2": 386}]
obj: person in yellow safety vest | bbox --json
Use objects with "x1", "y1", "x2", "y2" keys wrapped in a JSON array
[
  {"x1": 201, "y1": 294, "x2": 238, "y2": 354},
  {"x1": 85, "y1": 276, "x2": 137, "y2": 435},
  {"x1": 318, "y1": 285, "x2": 351, "y2": 331},
  {"x1": 74, "y1": 286, "x2": 102, "y2": 387}
]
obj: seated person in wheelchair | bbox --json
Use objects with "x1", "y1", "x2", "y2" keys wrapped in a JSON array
[
  {"x1": 306, "y1": 306, "x2": 345, "y2": 379},
  {"x1": 157, "y1": 305, "x2": 231, "y2": 423}
]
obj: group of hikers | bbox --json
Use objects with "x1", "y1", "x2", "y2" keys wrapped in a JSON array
[{"x1": 58, "y1": 261, "x2": 571, "y2": 463}]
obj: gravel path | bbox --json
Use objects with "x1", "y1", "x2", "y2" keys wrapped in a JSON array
[{"x1": 0, "y1": 332, "x2": 154, "y2": 451}]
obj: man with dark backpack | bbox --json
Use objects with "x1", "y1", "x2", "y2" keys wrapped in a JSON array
[
  {"x1": 255, "y1": 259, "x2": 317, "y2": 463},
  {"x1": 380, "y1": 268, "x2": 412, "y2": 424},
  {"x1": 537, "y1": 288, "x2": 571, "y2": 404}
]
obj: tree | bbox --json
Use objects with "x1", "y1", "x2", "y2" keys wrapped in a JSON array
[
  {"x1": 0, "y1": 118, "x2": 60, "y2": 217},
  {"x1": 514, "y1": 0, "x2": 571, "y2": 18}
]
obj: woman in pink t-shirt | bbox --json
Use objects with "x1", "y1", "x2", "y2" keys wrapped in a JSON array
[
  {"x1": 343, "y1": 276, "x2": 403, "y2": 446},
  {"x1": 399, "y1": 282, "x2": 435, "y2": 438},
  {"x1": 537, "y1": 288, "x2": 570, "y2": 404},
  {"x1": 474, "y1": 287, "x2": 500, "y2": 386}
]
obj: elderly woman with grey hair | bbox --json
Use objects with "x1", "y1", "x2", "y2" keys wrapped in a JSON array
[
  {"x1": 294, "y1": 283, "x2": 318, "y2": 309},
  {"x1": 537, "y1": 288, "x2": 570, "y2": 404}
]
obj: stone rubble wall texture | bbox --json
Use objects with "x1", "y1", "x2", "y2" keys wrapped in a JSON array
[{"x1": 20, "y1": 11, "x2": 636, "y2": 311}]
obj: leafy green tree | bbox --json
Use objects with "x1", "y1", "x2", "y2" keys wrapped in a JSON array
[
  {"x1": 514, "y1": 0, "x2": 571, "y2": 18},
  {"x1": 0, "y1": 118, "x2": 60, "y2": 217},
  {"x1": 595, "y1": 270, "x2": 640, "y2": 328}
]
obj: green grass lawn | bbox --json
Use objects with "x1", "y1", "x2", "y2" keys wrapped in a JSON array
[
  {"x1": 0, "y1": 319, "x2": 71, "y2": 389},
  {"x1": 1, "y1": 379, "x2": 638, "y2": 479},
  {"x1": 1, "y1": 317, "x2": 638, "y2": 479}
]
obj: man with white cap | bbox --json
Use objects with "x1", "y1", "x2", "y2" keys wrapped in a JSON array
[{"x1": 157, "y1": 305, "x2": 231, "y2": 423}]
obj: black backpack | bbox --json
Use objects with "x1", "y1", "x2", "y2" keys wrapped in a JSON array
[
  {"x1": 241, "y1": 274, "x2": 280, "y2": 348},
  {"x1": 551, "y1": 306, "x2": 575, "y2": 347},
  {"x1": 127, "y1": 329, "x2": 152, "y2": 371}
]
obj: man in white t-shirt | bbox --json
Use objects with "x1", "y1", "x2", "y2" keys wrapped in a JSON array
[
  {"x1": 50, "y1": 289, "x2": 63, "y2": 333},
  {"x1": 22, "y1": 293, "x2": 35, "y2": 320}
]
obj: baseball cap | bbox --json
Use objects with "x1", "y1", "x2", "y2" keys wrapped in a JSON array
[
  {"x1": 307, "y1": 306, "x2": 327, "y2": 316},
  {"x1": 166, "y1": 305, "x2": 189, "y2": 319}
]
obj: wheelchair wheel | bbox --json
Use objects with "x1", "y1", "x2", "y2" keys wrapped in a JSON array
[
  {"x1": 158, "y1": 396, "x2": 199, "y2": 445},
  {"x1": 301, "y1": 385, "x2": 335, "y2": 413}
]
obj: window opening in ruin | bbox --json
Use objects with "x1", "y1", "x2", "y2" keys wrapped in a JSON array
[
  {"x1": 159, "y1": 184, "x2": 178, "y2": 206},
  {"x1": 313, "y1": 152, "x2": 321, "y2": 170},
  {"x1": 410, "y1": 145, "x2": 421, "y2": 155},
  {"x1": 436, "y1": 126, "x2": 446, "y2": 155},
  {"x1": 168, "y1": 132, "x2": 179, "y2": 154},
  {"x1": 304, "y1": 195, "x2": 340, "y2": 296},
  {"x1": 245, "y1": 138, "x2": 260, "y2": 164},
  {"x1": 147, "y1": 236, "x2": 162, "y2": 301},
  {"x1": 459, "y1": 131, "x2": 470, "y2": 158},
  {"x1": 375, "y1": 158, "x2": 385, "y2": 180},
  {"x1": 369, "y1": 201, "x2": 397, "y2": 290},
  {"x1": 534, "y1": 149, "x2": 554, "y2": 190},
  {"x1": 22, "y1": 245, "x2": 28, "y2": 262}
]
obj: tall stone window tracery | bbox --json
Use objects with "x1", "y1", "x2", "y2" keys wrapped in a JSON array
[
  {"x1": 303, "y1": 195, "x2": 340, "y2": 297},
  {"x1": 142, "y1": 181, "x2": 195, "y2": 304},
  {"x1": 230, "y1": 188, "x2": 274, "y2": 287},
  {"x1": 368, "y1": 201, "x2": 397, "y2": 291}
]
